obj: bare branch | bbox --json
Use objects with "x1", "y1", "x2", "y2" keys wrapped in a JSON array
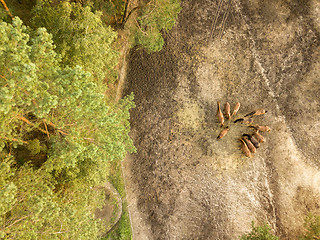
[
  {"x1": 16, "y1": 115, "x2": 48, "y2": 135},
  {"x1": 135, "y1": 19, "x2": 147, "y2": 35},
  {"x1": 0, "y1": 0, "x2": 13, "y2": 19},
  {"x1": 0, "y1": 136, "x2": 28, "y2": 144},
  {"x1": 5, "y1": 215, "x2": 30, "y2": 229},
  {"x1": 43, "y1": 119, "x2": 50, "y2": 139}
]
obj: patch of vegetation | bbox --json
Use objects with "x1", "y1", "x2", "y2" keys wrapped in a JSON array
[
  {"x1": 241, "y1": 215, "x2": 320, "y2": 240},
  {"x1": 136, "y1": 0, "x2": 181, "y2": 52},
  {"x1": 300, "y1": 213, "x2": 320, "y2": 240},
  {"x1": 240, "y1": 221, "x2": 279, "y2": 240},
  {"x1": 83, "y1": 0, "x2": 126, "y2": 27},
  {"x1": 31, "y1": 0, "x2": 119, "y2": 82},
  {"x1": 103, "y1": 160, "x2": 132, "y2": 240}
]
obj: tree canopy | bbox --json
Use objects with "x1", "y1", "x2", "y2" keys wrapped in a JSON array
[
  {"x1": 136, "y1": 0, "x2": 181, "y2": 52},
  {"x1": 31, "y1": 1, "x2": 119, "y2": 82},
  {"x1": 0, "y1": 17, "x2": 135, "y2": 239}
]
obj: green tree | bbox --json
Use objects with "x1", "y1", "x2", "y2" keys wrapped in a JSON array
[
  {"x1": 300, "y1": 214, "x2": 320, "y2": 240},
  {"x1": 135, "y1": 0, "x2": 181, "y2": 52},
  {"x1": 84, "y1": 0, "x2": 126, "y2": 26},
  {"x1": 0, "y1": 158, "x2": 106, "y2": 239},
  {"x1": 31, "y1": 0, "x2": 119, "y2": 82},
  {"x1": 31, "y1": 0, "x2": 181, "y2": 54},
  {"x1": 240, "y1": 221, "x2": 279, "y2": 240},
  {"x1": 0, "y1": 17, "x2": 134, "y2": 167},
  {"x1": 0, "y1": 17, "x2": 135, "y2": 239}
]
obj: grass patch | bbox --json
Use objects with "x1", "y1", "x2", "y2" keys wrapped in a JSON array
[{"x1": 103, "y1": 160, "x2": 132, "y2": 240}]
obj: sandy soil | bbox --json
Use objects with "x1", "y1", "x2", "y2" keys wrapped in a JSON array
[{"x1": 122, "y1": 0, "x2": 320, "y2": 239}]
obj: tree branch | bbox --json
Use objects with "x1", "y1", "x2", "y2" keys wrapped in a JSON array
[
  {"x1": 121, "y1": 0, "x2": 130, "y2": 27},
  {"x1": 16, "y1": 115, "x2": 32, "y2": 125},
  {"x1": 0, "y1": 136, "x2": 28, "y2": 144},
  {"x1": 43, "y1": 119, "x2": 50, "y2": 139},
  {"x1": 5, "y1": 215, "x2": 30, "y2": 229},
  {"x1": 16, "y1": 115, "x2": 48, "y2": 135},
  {"x1": 0, "y1": 0, "x2": 13, "y2": 19},
  {"x1": 45, "y1": 120, "x2": 68, "y2": 135},
  {"x1": 135, "y1": 19, "x2": 147, "y2": 35},
  {"x1": 45, "y1": 119, "x2": 95, "y2": 142},
  {"x1": 120, "y1": 6, "x2": 141, "y2": 28}
]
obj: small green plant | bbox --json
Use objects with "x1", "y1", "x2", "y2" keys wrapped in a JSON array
[
  {"x1": 26, "y1": 139, "x2": 41, "y2": 155},
  {"x1": 240, "y1": 221, "x2": 279, "y2": 240},
  {"x1": 300, "y1": 214, "x2": 320, "y2": 240}
]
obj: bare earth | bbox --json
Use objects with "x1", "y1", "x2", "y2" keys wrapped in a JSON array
[{"x1": 122, "y1": 0, "x2": 320, "y2": 239}]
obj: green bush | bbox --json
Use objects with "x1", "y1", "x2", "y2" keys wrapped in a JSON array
[
  {"x1": 300, "y1": 214, "x2": 320, "y2": 240},
  {"x1": 240, "y1": 221, "x2": 279, "y2": 240},
  {"x1": 26, "y1": 139, "x2": 41, "y2": 155}
]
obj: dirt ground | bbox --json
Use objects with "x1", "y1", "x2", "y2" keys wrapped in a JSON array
[{"x1": 122, "y1": 0, "x2": 320, "y2": 239}]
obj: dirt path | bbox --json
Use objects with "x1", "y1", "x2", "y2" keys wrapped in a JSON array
[{"x1": 123, "y1": 0, "x2": 320, "y2": 239}]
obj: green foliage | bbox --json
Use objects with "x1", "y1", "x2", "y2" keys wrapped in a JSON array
[
  {"x1": 104, "y1": 160, "x2": 132, "y2": 240},
  {"x1": 240, "y1": 221, "x2": 279, "y2": 240},
  {"x1": 0, "y1": 17, "x2": 135, "y2": 167},
  {"x1": 136, "y1": 0, "x2": 181, "y2": 52},
  {"x1": 84, "y1": 0, "x2": 126, "y2": 25},
  {"x1": 26, "y1": 139, "x2": 41, "y2": 155},
  {"x1": 0, "y1": 17, "x2": 135, "y2": 239},
  {"x1": 0, "y1": 156, "x2": 17, "y2": 218},
  {"x1": 0, "y1": 160, "x2": 106, "y2": 239},
  {"x1": 0, "y1": 8, "x2": 9, "y2": 22},
  {"x1": 104, "y1": 208, "x2": 131, "y2": 240},
  {"x1": 31, "y1": 0, "x2": 119, "y2": 82},
  {"x1": 300, "y1": 214, "x2": 320, "y2": 240}
]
